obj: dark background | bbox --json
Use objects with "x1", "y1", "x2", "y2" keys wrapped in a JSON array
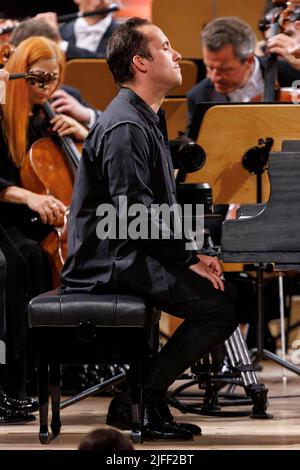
[{"x1": 0, "y1": 1, "x2": 76, "y2": 19}]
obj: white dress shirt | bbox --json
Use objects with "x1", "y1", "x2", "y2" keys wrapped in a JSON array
[{"x1": 73, "y1": 15, "x2": 112, "y2": 53}]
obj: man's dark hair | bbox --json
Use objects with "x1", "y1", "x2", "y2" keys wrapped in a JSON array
[
  {"x1": 10, "y1": 18, "x2": 60, "y2": 46},
  {"x1": 78, "y1": 427, "x2": 134, "y2": 451},
  {"x1": 106, "y1": 17, "x2": 152, "y2": 86}
]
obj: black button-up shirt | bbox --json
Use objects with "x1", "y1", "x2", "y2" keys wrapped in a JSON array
[{"x1": 62, "y1": 88, "x2": 200, "y2": 305}]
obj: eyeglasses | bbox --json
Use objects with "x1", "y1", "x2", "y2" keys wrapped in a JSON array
[{"x1": 27, "y1": 70, "x2": 59, "y2": 88}]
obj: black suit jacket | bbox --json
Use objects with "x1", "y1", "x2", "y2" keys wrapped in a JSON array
[
  {"x1": 60, "y1": 19, "x2": 118, "y2": 60},
  {"x1": 186, "y1": 56, "x2": 300, "y2": 129}
]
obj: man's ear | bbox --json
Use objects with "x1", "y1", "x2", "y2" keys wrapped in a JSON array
[
  {"x1": 132, "y1": 55, "x2": 147, "y2": 73},
  {"x1": 247, "y1": 54, "x2": 255, "y2": 65}
]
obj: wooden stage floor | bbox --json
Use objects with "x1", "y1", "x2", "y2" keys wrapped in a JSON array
[{"x1": 1, "y1": 361, "x2": 300, "y2": 451}]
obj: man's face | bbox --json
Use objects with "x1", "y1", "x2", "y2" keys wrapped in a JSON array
[
  {"x1": 74, "y1": 0, "x2": 111, "y2": 12},
  {"x1": 203, "y1": 44, "x2": 254, "y2": 94},
  {"x1": 139, "y1": 24, "x2": 182, "y2": 94}
]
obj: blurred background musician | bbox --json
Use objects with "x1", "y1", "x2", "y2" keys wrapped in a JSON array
[
  {"x1": 9, "y1": 18, "x2": 102, "y2": 128},
  {"x1": 186, "y1": 16, "x2": 300, "y2": 130},
  {"x1": 36, "y1": 0, "x2": 119, "y2": 60}
]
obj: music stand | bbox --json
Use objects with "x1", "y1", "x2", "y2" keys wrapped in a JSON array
[{"x1": 188, "y1": 102, "x2": 300, "y2": 375}]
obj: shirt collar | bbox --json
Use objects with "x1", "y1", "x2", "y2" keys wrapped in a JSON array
[
  {"x1": 247, "y1": 56, "x2": 262, "y2": 87},
  {"x1": 74, "y1": 15, "x2": 112, "y2": 34},
  {"x1": 119, "y1": 87, "x2": 160, "y2": 126}
]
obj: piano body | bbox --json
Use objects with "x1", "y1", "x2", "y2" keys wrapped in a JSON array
[{"x1": 221, "y1": 150, "x2": 300, "y2": 269}]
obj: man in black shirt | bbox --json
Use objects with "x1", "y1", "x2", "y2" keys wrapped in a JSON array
[{"x1": 61, "y1": 18, "x2": 238, "y2": 440}]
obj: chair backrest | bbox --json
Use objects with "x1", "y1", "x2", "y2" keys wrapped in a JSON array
[
  {"x1": 186, "y1": 104, "x2": 300, "y2": 204},
  {"x1": 161, "y1": 98, "x2": 187, "y2": 140},
  {"x1": 63, "y1": 59, "x2": 119, "y2": 110}
]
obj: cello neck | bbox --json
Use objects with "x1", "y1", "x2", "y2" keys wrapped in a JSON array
[{"x1": 43, "y1": 101, "x2": 80, "y2": 171}]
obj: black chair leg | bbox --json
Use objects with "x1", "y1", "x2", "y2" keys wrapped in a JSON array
[
  {"x1": 129, "y1": 361, "x2": 143, "y2": 444},
  {"x1": 38, "y1": 360, "x2": 49, "y2": 444},
  {"x1": 49, "y1": 364, "x2": 61, "y2": 437}
]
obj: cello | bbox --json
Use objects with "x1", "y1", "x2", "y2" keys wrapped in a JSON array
[{"x1": 20, "y1": 101, "x2": 81, "y2": 287}]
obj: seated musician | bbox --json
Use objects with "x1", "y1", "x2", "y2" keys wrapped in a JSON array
[
  {"x1": 0, "y1": 37, "x2": 86, "y2": 422},
  {"x1": 9, "y1": 18, "x2": 102, "y2": 129},
  {"x1": 186, "y1": 16, "x2": 300, "y2": 130},
  {"x1": 35, "y1": 0, "x2": 119, "y2": 60},
  {"x1": 61, "y1": 18, "x2": 238, "y2": 440}
]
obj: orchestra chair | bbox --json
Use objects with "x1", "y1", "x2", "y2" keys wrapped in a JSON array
[
  {"x1": 63, "y1": 59, "x2": 118, "y2": 110},
  {"x1": 161, "y1": 98, "x2": 188, "y2": 140},
  {"x1": 186, "y1": 103, "x2": 300, "y2": 205},
  {"x1": 27, "y1": 289, "x2": 160, "y2": 444}
]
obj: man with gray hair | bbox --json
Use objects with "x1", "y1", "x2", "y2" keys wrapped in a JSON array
[
  {"x1": 187, "y1": 16, "x2": 263, "y2": 124},
  {"x1": 186, "y1": 15, "x2": 298, "y2": 127}
]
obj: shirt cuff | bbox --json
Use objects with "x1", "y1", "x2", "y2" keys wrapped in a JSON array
[
  {"x1": 87, "y1": 108, "x2": 97, "y2": 128},
  {"x1": 59, "y1": 40, "x2": 69, "y2": 53}
]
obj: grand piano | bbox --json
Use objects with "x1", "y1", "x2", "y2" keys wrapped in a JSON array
[
  {"x1": 221, "y1": 148, "x2": 300, "y2": 270},
  {"x1": 221, "y1": 144, "x2": 300, "y2": 373}
]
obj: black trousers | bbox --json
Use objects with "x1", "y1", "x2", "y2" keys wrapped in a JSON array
[
  {"x1": 0, "y1": 225, "x2": 51, "y2": 399},
  {"x1": 144, "y1": 281, "x2": 238, "y2": 393}
]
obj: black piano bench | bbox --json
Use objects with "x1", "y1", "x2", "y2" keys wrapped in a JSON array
[{"x1": 27, "y1": 289, "x2": 160, "y2": 445}]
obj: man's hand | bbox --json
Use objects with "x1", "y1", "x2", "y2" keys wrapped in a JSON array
[
  {"x1": 189, "y1": 254, "x2": 224, "y2": 291},
  {"x1": 0, "y1": 69, "x2": 9, "y2": 82},
  {"x1": 0, "y1": 69, "x2": 9, "y2": 104},
  {"x1": 267, "y1": 31, "x2": 300, "y2": 69}
]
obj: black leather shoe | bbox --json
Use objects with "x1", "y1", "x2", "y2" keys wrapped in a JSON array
[
  {"x1": 107, "y1": 390, "x2": 199, "y2": 439},
  {"x1": 142, "y1": 394, "x2": 193, "y2": 441},
  {"x1": 155, "y1": 393, "x2": 202, "y2": 436},
  {"x1": 0, "y1": 405, "x2": 36, "y2": 424},
  {"x1": 0, "y1": 392, "x2": 38, "y2": 413}
]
